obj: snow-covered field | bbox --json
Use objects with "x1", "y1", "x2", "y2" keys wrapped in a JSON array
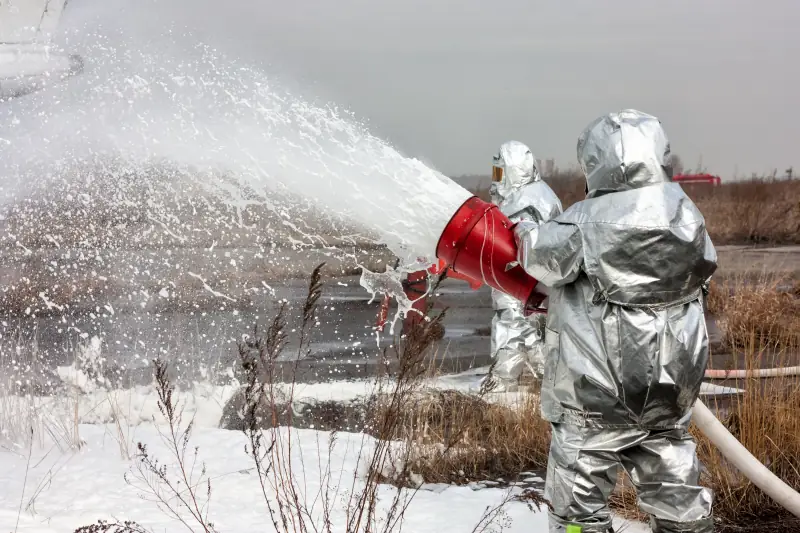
[
  {"x1": 0, "y1": 421, "x2": 651, "y2": 533},
  {"x1": 0, "y1": 364, "x2": 742, "y2": 532},
  {"x1": 1, "y1": 422, "x2": 528, "y2": 532}
]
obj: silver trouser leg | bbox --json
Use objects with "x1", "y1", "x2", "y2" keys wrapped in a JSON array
[
  {"x1": 545, "y1": 423, "x2": 648, "y2": 532},
  {"x1": 619, "y1": 429, "x2": 714, "y2": 533},
  {"x1": 523, "y1": 312, "x2": 547, "y2": 379},
  {"x1": 489, "y1": 291, "x2": 528, "y2": 387},
  {"x1": 490, "y1": 347, "x2": 526, "y2": 383}
]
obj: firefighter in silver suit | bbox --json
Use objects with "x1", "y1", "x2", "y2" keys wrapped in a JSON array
[
  {"x1": 482, "y1": 140, "x2": 562, "y2": 392},
  {"x1": 514, "y1": 110, "x2": 717, "y2": 533}
]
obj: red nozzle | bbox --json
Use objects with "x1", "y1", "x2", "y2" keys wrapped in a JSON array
[
  {"x1": 428, "y1": 260, "x2": 483, "y2": 290},
  {"x1": 435, "y1": 196, "x2": 546, "y2": 314}
]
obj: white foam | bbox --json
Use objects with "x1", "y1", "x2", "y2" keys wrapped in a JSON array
[{"x1": 0, "y1": 32, "x2": 471, "y2": 267}]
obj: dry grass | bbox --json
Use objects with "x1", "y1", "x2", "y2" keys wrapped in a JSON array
[
  {"x1": 690, "y1": 180, "x2": 800, "y2": 245},
  {"x1": 607, "y1": 474, "x2": 649, "y2": 525},
  {"x1": 695, "y1": 365, "x2": 800, "y2": 530},
  {"x1": 472, "y1": 175, "x2": 800, "y2": 246},
  {"x1": 707, "y1": 277, "x2": 800, "y2": 351},
  {"x1": 698, "y1": 278, "x2": 800, "y2": 531},
  {"x1": 395, "y1": 381, "x2": 800, "y2": 531},
  {"x1": 384, "y1": 379, "x2": 800, "y2": 531},
  {"x1": 380, "y1": 390, "x2": 550, "y2": 485},
  {"x1": 625, "y1": 278, "x2": 800, "y2": 530},
  {"x1": 695, "y1": 393, "x2": 800, "y2": 531}
]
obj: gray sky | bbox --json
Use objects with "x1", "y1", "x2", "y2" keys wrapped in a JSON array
[{"x1": 62, "y1": 0, "x2": 799, "y2": 178}]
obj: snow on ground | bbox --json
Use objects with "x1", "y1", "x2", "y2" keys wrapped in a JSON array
[
  {"x1": 0, "y1": 423, "x2": 649, "y2": 532},
  {"x1": 41, "y1": 364, "x2": 537, "y2": 429},
  {"x1": 0, "y1": 363, "x2": 738, "y2": 532},
  {"x1": 2, "y1": 363, "x2": 745, "y2": 433}
]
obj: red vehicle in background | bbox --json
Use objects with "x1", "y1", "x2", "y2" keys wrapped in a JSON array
[{"x1": 672, "y1": 173, "x2": 722, "y2": 186}]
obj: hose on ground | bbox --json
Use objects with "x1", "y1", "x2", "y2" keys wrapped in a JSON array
[
  {"x1": 692, "y1": 399, "x2": 800, "y2": 518},
  {"x1": 704, "y1": 366, "x2": 800, "y2": 379}
]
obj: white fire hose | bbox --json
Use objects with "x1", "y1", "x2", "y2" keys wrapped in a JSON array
[
  {"x1": 705, "y1": 366, "x2": 800, "y2": 379},
  {"x1": 692, "y1": 399, "x2": 800, "y2": 518}
]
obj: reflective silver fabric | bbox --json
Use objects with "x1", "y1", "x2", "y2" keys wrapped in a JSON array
[
  {"x1": 487, "y1": 141, "x2": 562, "y2": 388},
  {"x1": 489, "y1": 291, "x2": 547, "y2": 386},
  {"x1": 514, "y1": 111, "x2": 717, "y2": 428},
  {"x1": 546, "y1": 423, "x2": 713, "y2": 533},
  {"x1": 490, "y1": 140, "x2": 563, "y2": 224},
  {"x1": 578, "y1": 109, "x2": 674, "y2": 199},
  {"x1": 514, "y1": 110, "x2": 716, "y2": 532}
]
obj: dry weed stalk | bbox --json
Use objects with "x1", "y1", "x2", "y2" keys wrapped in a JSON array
[
  {"x1": 74, "y1": 520, "x2": 152, "y2": 533},
  {"x1": 237, "y1": 261, "x2": 449, "y2": 533},
  {"x1": 124, "y1": 359, "x2": 217, "y2": 533},
  {"x1": 467, "y1": 489, "x2": 520, "y2": 533},
  {"x1": 344, "y1": 311, "x2": 448, "y2": 532},
  {"x1": 237, "y1": 263, "x2": 332, "y2": 533}
]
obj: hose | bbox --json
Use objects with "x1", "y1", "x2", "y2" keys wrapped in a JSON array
[
  {"x1": 704, "y1": 366, "x2": 800, "y2": 379},
  {"x1": 692, "y1": 399, "x2": 800, "y2": 518}
]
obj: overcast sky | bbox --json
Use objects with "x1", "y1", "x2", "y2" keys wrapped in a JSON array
[{"x1": 62, "y1": 0, "x2": 798, "y2": 178}]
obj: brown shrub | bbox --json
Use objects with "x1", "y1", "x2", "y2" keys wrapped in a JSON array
[
  {"x1": 385, "y1": 390, "x2": 551, "y2": 484},
  {"x1": 471, "y1": 177, "x2": 800, "y2": 246},
  {"x1": 695, "y1": 368, "x2": 800, "y2": 530},
  {"x1": 695, "y1": 277, "x2": 800, "y2": 529},
  {"x1": 709, "y1": 278, "x2": 800, "y2": 351},
  {"x1": 690, "y1": 179, "x2": 800, "y2": 245}
]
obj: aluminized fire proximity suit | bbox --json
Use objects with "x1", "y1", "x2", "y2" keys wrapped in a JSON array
[
  {"x1": 484, "y1": 141, "x2": 562, "y2": 392},
  {"x1": 513, "y1": 110, "x2": 717, "y2": 533}
]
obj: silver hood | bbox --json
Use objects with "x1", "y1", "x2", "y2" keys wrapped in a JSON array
[
  {"x1": 490, "y1": 140, "x2": 561, "y2": 224},
  {"x1": 578, "y1": 109, "x2": 673, "y2": 199},
  {"x1": 558, "y1": 109, "x2": 715, "y2": 308},
  {"x1": 490, "y1": 140, "x2": 541, "y2": 202}
]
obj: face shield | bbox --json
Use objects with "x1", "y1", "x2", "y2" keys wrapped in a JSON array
[
  {"x1": 492, "y1": 154, "x2": 504, "y2": 182},
  {"x1": 492, "y1": 165, "x2": 504, "y2": 182}
]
